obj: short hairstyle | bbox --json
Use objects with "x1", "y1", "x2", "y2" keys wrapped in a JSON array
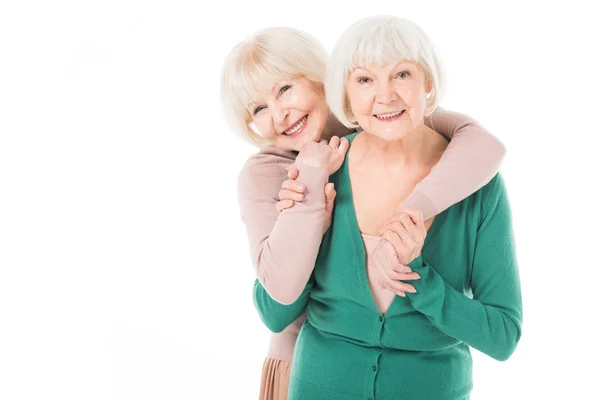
[
  {"x1": 220, "y1": 27, "x2": 328, "y2": 147},
  {"x1": 326, "y1": 16, "x2": 443, "y2": 128}
]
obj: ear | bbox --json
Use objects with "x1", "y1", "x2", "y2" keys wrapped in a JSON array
[
  {"x1": 313, "y1": 81, "x2": 325, "y2": 95},
  {"x1": 424, "y1": 75, "x2": 433, "y2": 96}
]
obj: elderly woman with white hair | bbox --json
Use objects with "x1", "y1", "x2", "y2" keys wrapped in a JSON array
[{"x1": 252, "y1": 16, "x2": 523, "y2": 400}]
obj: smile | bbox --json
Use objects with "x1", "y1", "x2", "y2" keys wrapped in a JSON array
[
  {"x1": 283, "y1": 115, "x2": 308, "y2": 136},
  {"x1": 374, "y1": 110, "x2": 404, "y2": 120}
]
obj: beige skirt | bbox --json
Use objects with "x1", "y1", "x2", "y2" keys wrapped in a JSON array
[{"x1": 259, "y1": 357, "x2": 292, "y2": 400}]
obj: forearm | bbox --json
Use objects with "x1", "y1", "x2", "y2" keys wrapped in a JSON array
[
  {"x1": 253, "y1": 278, "x2": 311, "y2": 333},
  {"x1": 254, "y1": 164, "x2": 328, "y2": 305},
  {"x1": 406, "y1": 257, "x2": 522, "y2": 361},
  {"x1": 407, "y1": 108, "x2": 506, "y2": 219}
]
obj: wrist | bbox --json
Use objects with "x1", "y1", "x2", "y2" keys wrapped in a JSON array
[{"x1": 296, "y1": 158, "x2": 327, "y2": 170}]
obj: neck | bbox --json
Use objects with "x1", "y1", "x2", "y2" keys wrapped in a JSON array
[{"x1": 352, "y1": 123, "x2": 447, "y2": 173}]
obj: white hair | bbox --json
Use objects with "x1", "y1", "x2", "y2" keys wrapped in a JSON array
[
  {"x1": 326, "y1": 16, "x2": 444, "y2": 128},
  {"x1": 220, "y1": 27, "x2": 328, "y2": 147}
]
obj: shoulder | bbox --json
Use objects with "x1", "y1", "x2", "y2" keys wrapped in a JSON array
[
  {"x1": 480, "y1": 173, "x2": 508, "y2": 206},
  {"x1": 475, "y1": 173, "x2": 511, "y2": 226},
  {"x1": 446, "y1": 173, "x2": 510, "y2": 227}
]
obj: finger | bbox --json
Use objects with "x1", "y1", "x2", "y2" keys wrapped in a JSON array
[
  {"x1": 382, "y1": 267, "x2": 420, "y2": 281},
  {"x1": 281, "y1": 179, "x2": 305, "y2": 193},
  {"x1": 278, "y1": 188, "x2": 304, "y2": 201},
  {"x1": 319, "y1": 139, "x2": 327, "y2": 145},
  {"x1": 276, "y1": 199, "x2": 295, "y2": 214},
  {"x1": 384, "y1": 219, "x2": 417, "y2": 246},
  {"x1": 377, "y1": 278, "x2": 389, "y2": 291},
  {"x1": 390, "y1": 263, "x2": 413, "y2": 274},
  {"x1": 324, "y1": 182, "x2": 336, "y2": 200},
  {"x1": 392, "y1": 222, "x2": 417, "y2": 248},
  {"x1": 382, "y1": 230, "x2": 404, "y2": 255},
  {"x1": 287, "y1": 167, "x2": 299, "y2": 180},
  {"x1": 337, "y1": 137, "x2": 350, "y2": 156},
  {"x1": 328, "y1": 136, "x2": 340, "y2": 149},
  {"x1": 387, "y1": 213, "x2": 421, "y2": 242},
  {"x1": 394, "y1": 207, "x2": 425, "y2": 229},
  {"x1": 382, "y1": 278, "x2": 417, "y2": 295}
]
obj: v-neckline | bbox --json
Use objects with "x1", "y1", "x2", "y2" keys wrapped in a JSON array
[{"x1": 340, "y1": 132, "x2": 447, "y2": 315}]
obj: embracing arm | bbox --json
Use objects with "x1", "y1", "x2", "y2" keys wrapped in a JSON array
[
  {"x1": 238, "y1": 155, "x2": 327, "y2": 305},
  {"x1": 253, "y1": 276, "x2": 313, "y2": 333},
  {"x1": 401, "y1": 108, "x2": 506, "y2": 220},
  {"x1": 407, "y1": 175, "x2": 523, "y2": 361}
]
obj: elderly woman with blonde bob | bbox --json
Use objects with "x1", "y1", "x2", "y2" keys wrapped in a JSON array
[{"x1": 251, "y1": 16, "x2": 523, "y2": 400}]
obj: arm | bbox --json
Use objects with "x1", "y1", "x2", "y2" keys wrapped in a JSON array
[
  {"x1": 402, "y1": 107, "x2": 507, "y2": 219},
  {"x1": 238, "y1": 156, "x2": 328, "y2": 305},
  {"x1": 253, "y1": 276, "x2": 313, "y2": 333},
  {"x1": 407, "y1": 175, "x2": 523, "y2": 361}
]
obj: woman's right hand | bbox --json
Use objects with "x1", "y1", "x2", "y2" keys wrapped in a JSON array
[{"x1": 294, "y1": 136, "x2": 349, "y2": 175}]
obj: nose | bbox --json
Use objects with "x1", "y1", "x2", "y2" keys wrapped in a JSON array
[
  {"x1": 375, "y1": 80, "x2": 398, "y2": 104},
  {"x1": 270, "y1": 101, "x2": 289, "y2": 125}
]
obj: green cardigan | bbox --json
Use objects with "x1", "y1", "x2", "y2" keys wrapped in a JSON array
[{"x1": 253, "y1": 132, "x2": 523, "y2": 400}]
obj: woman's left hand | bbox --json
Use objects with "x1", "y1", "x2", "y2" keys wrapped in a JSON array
[
  {"x1": 276, "y1": 167, "x2": 337, "y2": 235},
  {"x1": 380, "y1": 208, "x2": 427, "y2": 267}
]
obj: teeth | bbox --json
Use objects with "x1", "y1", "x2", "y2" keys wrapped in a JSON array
[
  {"x1": 284, "y1": 116, "x2": 307, "y2": 135},
  {"x1": 376, "y1": 111, "x2": 403, "y2": 119}
]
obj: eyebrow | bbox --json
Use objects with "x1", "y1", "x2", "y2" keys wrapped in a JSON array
[
  {"x1": 270, "y1": 80, "x2": 283, "y2": 93},
  {"x1": 246, "y1": 78, "x2": 295, "y2": 108},
  {"x1": 353, "y1": 61, "x2": 413, "y2": 75}
]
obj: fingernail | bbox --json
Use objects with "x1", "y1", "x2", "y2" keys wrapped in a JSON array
[{"x1": 298, "y1": 184, "x2": 305, "y2": 190}]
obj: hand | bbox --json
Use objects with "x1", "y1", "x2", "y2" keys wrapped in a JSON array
[
  {"x1": 380, "y1": 208, "x2": 427, "y2": 266},
  {"x1": 276, "y1": 167, "x2": 337, "y2": 235},
  {"x1": 294, "y1": 136, "x2": 349, "y2": 175},
  {"x1": 370, "y1": 239, "x2": 421, "y2": 297}
]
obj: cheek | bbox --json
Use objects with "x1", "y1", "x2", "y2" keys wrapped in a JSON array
[
  {"x1": 348, "y1": 89, "x2": 370, "y2": 114},
  {"x1": 252, "y1": 116, "x2": 274, "y2": 138},
  {"x1": 404, "y1": 85, "x2": 427, "y2": 108}
]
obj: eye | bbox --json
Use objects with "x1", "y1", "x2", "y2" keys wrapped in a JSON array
[
  {"x1": 279, "y1": 85, "x2": 292, "y2": 95},
  {"x1": 253, "y1": 105, "x2": 266, "y2": 116},
  {"x1": 357, "y1": 77, "x2": 371, "y2": 84},
  {"x1": 395, "y1": 71, "x2": 410, "y2": 79}
]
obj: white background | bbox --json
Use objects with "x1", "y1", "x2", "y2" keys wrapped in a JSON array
[{"x1": 1, "y1": 0, "x2": 599, "y2": 399}]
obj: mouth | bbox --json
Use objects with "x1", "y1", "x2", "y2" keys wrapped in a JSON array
[
  {"x1": 373, "y1": 110, "x2": 405, "y2": 121},
  {"x1": 282, "y1": 115, "x2": 308, "y2": 137}
]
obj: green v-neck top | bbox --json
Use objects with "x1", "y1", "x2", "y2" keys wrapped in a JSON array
[{"x1": 253, "y1": 131, "x2": 523, "y2": 400}]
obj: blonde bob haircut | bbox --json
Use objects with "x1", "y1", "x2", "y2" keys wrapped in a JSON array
[
  {"x1": 220, "y1": 27, "x2": 328, "y2": 147},
  {"x1": 326, "y1": 16, "x2": 443, "y2": 129}
]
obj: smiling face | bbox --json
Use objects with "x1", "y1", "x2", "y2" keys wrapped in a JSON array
[
  {"x1": 247, "y1": 76, "x2": 330, "y2": 152},
  {"x1": 346, "y1": 61, "x2": 431, "y2": 141}
]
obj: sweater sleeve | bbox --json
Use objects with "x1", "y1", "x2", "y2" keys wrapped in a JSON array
[
  {"x1": 406, "y1": 175, "x2": 523, "y2": 361},
  {"x1": 402, "y1": 107, "x2": 507, "y2": 220},
  {"x1": 253, "y1": 277, "x2": 313, "y2": 333},
  {"x1": 238, "y1": 155, "x2": 328, "y2": 305}
]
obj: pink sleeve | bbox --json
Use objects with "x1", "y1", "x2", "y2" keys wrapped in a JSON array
[
  {"x1": 401, "y1": 107, "x2": 507, "y2": 220},
  {"x1": 238, "y1": 153, "x2": 327, "y2": 305}
]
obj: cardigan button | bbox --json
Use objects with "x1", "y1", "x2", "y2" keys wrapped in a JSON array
[
  {"x1": 372, "y1": 365, "x2": 377, "y2": 372},
  {"x1": 378, "y1": 316, "x2": 383, "y2": 322}
]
